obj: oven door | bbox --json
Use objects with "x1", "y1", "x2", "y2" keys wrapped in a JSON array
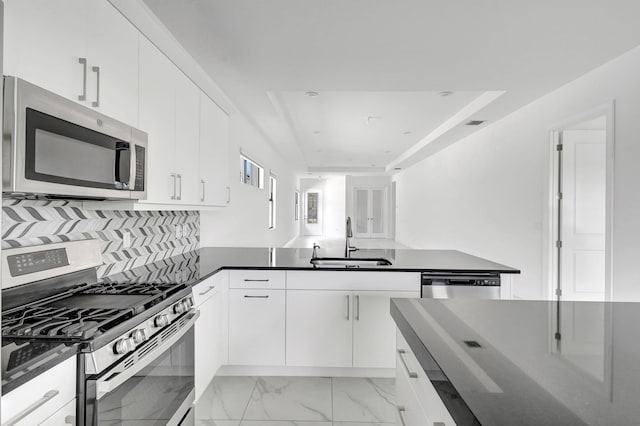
[{"x1": 84, "y1": 311, "x2": 198, "y2": 426}]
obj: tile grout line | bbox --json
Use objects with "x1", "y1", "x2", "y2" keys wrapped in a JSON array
[{"x1": 239, "y1": 376, "x2": 260, "y2": 423}]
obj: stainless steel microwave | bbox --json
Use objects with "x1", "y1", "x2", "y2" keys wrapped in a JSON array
[{"x1": 2, "y1": 76, "x2": 147, "y2": 200}]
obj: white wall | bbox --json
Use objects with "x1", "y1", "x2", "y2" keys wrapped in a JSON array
[
  {"x1": 299, "y1": 176, "x2": 346, "y2": 239},
  {"x1": 200, "y1": 114, "x2": 299, "y2": 246},
  {"x1": 394, "y1": 45, "x2": 640, "y2": 301}
]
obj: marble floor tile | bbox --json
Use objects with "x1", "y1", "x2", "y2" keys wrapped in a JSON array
[
  {"x1": 242, "y1": 376, "x2": 333, "y2": 421},
  {"x1": 195, "y1": 376, "x2": 258, "y2": 420},
  {"x1": 332, "y1": 378, "x2": 396, "y2": 423},
  {"x1": 195, "y1": 421, "x2": 241, "y2": 426},
  {"x1": 333, "y1": 423, "x2": 395, "y2": 426},
  {"x1": 240, "y1": 422, "x2": 332, "y2": 426}
]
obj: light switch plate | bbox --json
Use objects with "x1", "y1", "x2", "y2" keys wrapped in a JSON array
[{"x1": 122, "y1": 230, "x2": 132, "y2": 248}]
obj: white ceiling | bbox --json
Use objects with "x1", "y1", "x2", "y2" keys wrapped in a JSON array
[{"x1": 143, "y1": 0, "x2": 640, "y2": 174}]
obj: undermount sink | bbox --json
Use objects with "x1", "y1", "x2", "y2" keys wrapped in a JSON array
[{"x1": 310, "y1": 257, "x2": 392, "y2": 267}]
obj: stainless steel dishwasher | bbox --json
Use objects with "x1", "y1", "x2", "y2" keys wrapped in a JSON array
[{"x1": 421, "y1": 272, "x2": 501, "y2": 299}]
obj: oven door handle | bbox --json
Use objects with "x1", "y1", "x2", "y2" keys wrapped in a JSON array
[{"x1": 95, "y1": 310, "x2": 199, "y2": 400}]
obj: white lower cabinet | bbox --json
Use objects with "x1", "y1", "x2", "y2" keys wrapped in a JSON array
[
  {"x1": 39, "y1": 398, "x2": 76, "y2": 425},
  {"x1": 396, "y1": 330, "x2": 456, "y2": 426},
  {"x1": 1, "y1": 355, "x2": 76, "y2": 425},
  {"x1": 286, "y1": 290, "x2": 353, "y2": 367},
  {"x1": 229, "y1": 289, "x2": 285, "y2": 366},
  {"x1": 194, "y1": 272, "x2": 229, "y2": 402}
]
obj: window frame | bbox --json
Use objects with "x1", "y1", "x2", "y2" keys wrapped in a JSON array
[{"x1": 240, "y1": 153, "x2": 264, "y2": 189}]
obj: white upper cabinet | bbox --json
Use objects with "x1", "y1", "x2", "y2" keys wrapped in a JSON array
[
  {"x1": 85, "y1": 0, "x2": 139, "y2": 126},
  {"x1": 174, "y1": 71, "x2": 201, "y2": 205},
  {"x1": 4, "y1": 0, "x2": 139, "y2": 126},
  {"x1": 4, "y1": 0, "x2": 87, "y2": 103},
  {"x1": 139, "y1": 36, "x2": 176, "y2": 204},
  {"x1": 199, "y1": 93, "x2": 230, "y2": 206}
]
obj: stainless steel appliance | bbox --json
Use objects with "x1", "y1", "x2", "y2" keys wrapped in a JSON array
[
  {"x1": 421, "y1": 272, "x2": 501, "y2": 299},
  {"x1": 2, "y1": 76, "x2": 147, "y2": 200},
  {"x1": 1, "y1": 240, "x2": 196, "y2": 426}
]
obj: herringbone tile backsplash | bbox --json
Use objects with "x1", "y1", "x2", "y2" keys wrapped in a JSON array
[{"x1": 2, "y1": 199, "x2": 199, "y2": 278}]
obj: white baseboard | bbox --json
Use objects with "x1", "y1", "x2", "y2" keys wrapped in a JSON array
[{"x1": 217, "y1": 365, "x2": 395, "y2": 378}]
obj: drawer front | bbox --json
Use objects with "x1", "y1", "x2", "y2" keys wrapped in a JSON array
[
  {"x1": 229, "y1": 270, "x2": 285, "y2": 289},
  {"x1": 287, "y1": 271, "x2": 420, "y2": 291},
  {"x1": 193, "y1": 271, "x2": 227, "y2": 306},
  {"x1": 397, "y1": 352, "x2": 430, "y2": 426},
  {"x1": 39, "y1": 398, "x2": 76, "y2": 425},
  {"x1": 1, "y1": 356, "x2": 76, "y2": 425}
]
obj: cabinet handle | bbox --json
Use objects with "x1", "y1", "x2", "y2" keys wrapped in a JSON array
[
  {"x1": 433, "y1": 423, "x2": 446, "y2": 426},
  {"x1": 355, "y1": 295, "x2": 360, "y2": 320},
  {"x1": 244, "y1": 295, "x2": 269, "y2": 298},
  {"x1": 177, "y1": 174, "x2": 182, "y2": 200},
  {"x1": 170, "y1": 173, "x2": 177, "y2": 200},
  {"x1": 226, "y1": 186, "x2": 231, "y2": 203},
  {"x1": 198, "y1": 285, "x2": 215, "y2": 296},
  {"x1": 346, "y1": 295, "x2": 350, "y2": 320},
  {"x1": 91, "y1": 65, "x2": 100, "y2": 107},
  {"x1": 243, "y1": 279, "x2": 269, "y2": 282},
  {"x1": 78, "y1": 58, "x2": 87, "y2": 101},
  {"x1": 398, "y1": 349, "x2": 419, "y2": 378},
  {"x1": 201, "y1": 180, "x2": 206, "y2": 202},
  {"x1": 397, "y1": 406, "x2": 407, "y2": 426},
  {"x1": 65, "y1": 415, "x2": 76, "y2": 425},
  {"x1": 4, "y1": 389, "x2": 60, "y2": 426}
]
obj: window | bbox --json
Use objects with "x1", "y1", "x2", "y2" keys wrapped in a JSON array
[
  {"x1": 268, "y1": 173, "x2": 277, "y2": 229},
  {"x1": 294, "y1": 191, "x2": 300, "y2": 221},
  {"x1": 240, "y1": 154, "x2": 264, "y2": 188}
]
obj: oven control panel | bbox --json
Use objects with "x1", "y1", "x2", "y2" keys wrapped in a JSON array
[{"x1": 7, "y1": 248, "x2": 69, "y2": 277}]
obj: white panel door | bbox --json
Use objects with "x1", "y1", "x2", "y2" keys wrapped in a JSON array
[
  {"x1": 174, "y1": 71, "x2": 201, "y2": 205},
  {"x1": 561, "y1": 130, "x2": 606, "y2": 301},
  {"x1": 303, "y1": 190, "x2": 323, "y2": 236},
  {"x1": 85, "y1": 0, "x2": 139, "y2": 126},
  {"x1": 352, "y1": 291, "x2": 419, "y2": 368},
  {"x1": 138, "y1": 36, "x2": 176, "y2": 203},
  {"x1": 229, "y1": 289, "x2": 285, "y2": 366},
  {"x1": 4, "y1": 0, "x2": 87, "y2": 103},
  {"x1": 286, "y1": 290, "x2": 353, "y2": 367},
  {"x1": 354, "y1": 187, "x2": 387, "y2": 238},
  {"x1": 199, "y1": 93, "x2": 230, "y2": 206}
]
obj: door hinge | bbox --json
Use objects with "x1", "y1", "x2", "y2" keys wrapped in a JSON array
[
  {"x1": 556, "y1": 143, "x2": 563, "y2": 151},
  {"x1": 555, "y1": 288, "x2": 562, "y2": 297},
  {"x1": 555, "y1": 240, "x2": 562, "y2": 248}
]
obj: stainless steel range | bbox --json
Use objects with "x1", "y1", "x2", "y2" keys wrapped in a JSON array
[{"x1": 1, "y1": 240, "x2": 198, "y2": 426}]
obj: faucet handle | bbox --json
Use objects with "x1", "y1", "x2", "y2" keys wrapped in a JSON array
[{"x1": 313, "y1": 243, "x2": 321, "y2": 249}]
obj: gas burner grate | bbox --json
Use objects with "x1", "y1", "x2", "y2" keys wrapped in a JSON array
[
  {"x1": 80, "y1": 282, "x2": 178, "y2": 296},
  {"x1": 2, "y1": 306, "x2": 129, "y2": 340}
]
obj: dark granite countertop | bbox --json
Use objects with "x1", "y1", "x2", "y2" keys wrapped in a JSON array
[{"x1": 391, "y1": 298, "x2": 640, "y2": 426}]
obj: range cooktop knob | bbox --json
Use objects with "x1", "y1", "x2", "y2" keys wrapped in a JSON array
[
  {"x1": 154, "y1": 314, "x2": 170, "y2": 328},
  {"x1": 131, "y1": 329, "x2": 147, "y2": 344},
  {"x1": 113, "y1": 337, "x2": 135, "y2": 355},
  {"x1": 185, "y1": 297, "x2": 194, "y2": 308},
  {"x1": 173, "y1": 301, "x2": 187, "y2": 314}
]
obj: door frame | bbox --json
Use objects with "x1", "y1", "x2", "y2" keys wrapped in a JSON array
[{"x1": 545, "y1": 101, "x2": 615, "y2": 301}]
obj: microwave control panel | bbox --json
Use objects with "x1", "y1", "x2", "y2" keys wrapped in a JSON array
[
  {"x1": 134, "y1": 145, "x2": 145, "y2": 191},
  {"x1": 7, "y1": 248, "x2": 70, "y2": 277}
]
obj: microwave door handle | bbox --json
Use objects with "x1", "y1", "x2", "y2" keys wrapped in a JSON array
[
  {"x1": 129, "y1": 145, "x2": 136, "y2": 191},
  {"x1": 95, "y1": 310, "x2": 199, "y2": 400}
]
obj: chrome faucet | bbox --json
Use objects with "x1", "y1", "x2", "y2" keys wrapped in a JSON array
[
  {"x1": 312, "y1": 243, "x2": 321, "y2": 259},
  {"x1": 345, "y1": 217, "x2": 358, "y2": 258}
]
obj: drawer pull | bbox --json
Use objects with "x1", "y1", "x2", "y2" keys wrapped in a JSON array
[
  {"x1": 198, "y1": 285, "x2": 215, "y2": 296},
  {"x1": 398, "y1": 349, "x2": 419, "y2": 378},
  {"x1": 397, "y1": 406, "x2": 407, "y2": 426},
  {"x1": 5, "y1": 389, "x2": 59, "y2": 426},
  {"x1": 244, "y1": 295, "x2": 269, "y2": 298},
  {"x1": 65, "y1": 415, "x2": 76, "y2": 425},
  {"x1": 433, "y1": 423, "x2": 446, "y2": 426},
  {"x1": 243, "y1": 279, "x2": 270, "y2": 282}
]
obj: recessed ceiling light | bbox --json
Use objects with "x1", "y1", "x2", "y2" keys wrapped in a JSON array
[
  {"x1": 307, "y1": 172, "x2": 313, "y2": 175},
  {"x1": 394, "y1": 167, "x2": 402, "y2": 170},
  {"x1": 466, "y1": 120, "x2": 486, "y2": 126},
  {"x1": 316, "y1": 149, "x2": 323, "y2": 152},
  {"x1": 313, "y1": 130, "x2": 321, "y2": 134},
  {"x1": 366, "y1": 116, "x2": 383, "y2": 125},
  {"x1": 305, "y1": 91, "x2": 319, "y2": 97},
  {"x1": 439, "y1": 91, "x2": 454, "y2": 97},
  {"x1": 403, "y1": 131, "x2": 412, "y2": 135},
  {"x1": 384, "y1": 150, "x2": 392, "y2": 154}
]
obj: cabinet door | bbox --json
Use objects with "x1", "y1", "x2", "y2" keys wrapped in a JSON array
[
  {"x1": 199, "y1": 93, "x2": 230, "y2": 206},
  {"x1": 195, "y1": 290, "x2": 219, "y2": 401},
  {"x1": 85, "y1": 0, "x2": 139, "y2": 126},
  {"x1": 229, "y1": 289, "x2": 285, "y2": 366},
  {"x1": 174, "y1": 71, "x2": 201, "y2": 205},
  {"x1": 286, "y1": 290, "x2": 353, "y2": 367},
  {"x1": 39, "y1": 398, "x2": 76, "y2": 426},
  {"x1": 353, "y1": 291, "x2": 419, "y2": 369},
  {"x1": 4, "y1": 0, "x2": 87, "y2": 103},
  {"x1": 139, "y1": 36, "x2": 176, "y2": 203}
]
